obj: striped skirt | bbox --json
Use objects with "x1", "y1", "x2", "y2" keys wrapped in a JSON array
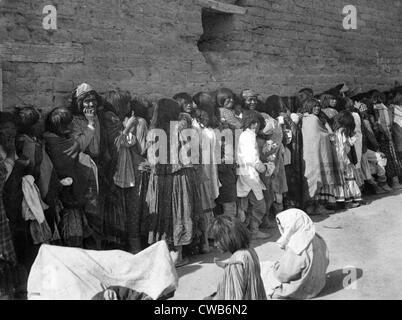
[
  {"x1": 146, "y1": 167, "x2": 202, "y2": 247},
  {"x1": 313, "y1": 185, "x2": 336, "y2": 204},
  {"x1": 333, "y1": 164, "x2": 362, "y2": 203}
]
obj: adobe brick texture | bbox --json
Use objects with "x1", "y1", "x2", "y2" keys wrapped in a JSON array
[{"x1": 1, "y1": 0, "x2": 401, "y2": 112}]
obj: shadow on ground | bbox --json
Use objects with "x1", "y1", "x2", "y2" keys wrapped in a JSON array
[
  {"x1": 176, "y1": 264, "x2": 203, "y2": 277},
  {"x1": 317, "y1": 268, "x2": 363, "y2": 298}
]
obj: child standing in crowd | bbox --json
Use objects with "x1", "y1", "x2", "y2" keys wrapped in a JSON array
[
  {"x1": 206, "y1": 215, "x2": 267, "y2": 300},
  {"x1": 237, "y1": 111, "x2": 272, "y2": 239},
  {"x1": 344, "y1": 98, "x2": 365, "y2": 189},
  {"x1": 257, "y1": 94, "x2": 289, "y2": 214},
  {"x1": 216, "y1": 88, "x2": 242, "y2": 130},
  {"x1": 332, "y1": 111, "x2": 363, "y2": 208},
  {"x1": 215, "y1": 88, "x2": 239, "y2": 217}
]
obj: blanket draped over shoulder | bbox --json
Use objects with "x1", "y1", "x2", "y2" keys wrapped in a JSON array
[
  {"x1": 302, "y1": 114, "x2": 341, "y2": 199},
  {"x1": 214, "y1": 248, "x2": 267, "y2": 300},
  {"x1": 43, "y1": 132, "x2": 92, "y2": 207}
]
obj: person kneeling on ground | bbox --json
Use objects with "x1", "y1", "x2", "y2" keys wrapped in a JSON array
[
  {"x1": 260, "y1": 208, "x2": 329, "y2": 299},
  {"x1": 205, "y1": 215, "x2": 267, "y2": 300}
]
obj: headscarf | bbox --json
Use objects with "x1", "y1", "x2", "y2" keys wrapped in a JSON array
[
  {"x1": 76, "y1": 83, "x2": 94, "y2": 99},
  {"x1": 276, "y1": 209, "x2": 316, "y2": 255},
  {"x1": 241, "y1": 89, "x2": 257, "y2": 99}
]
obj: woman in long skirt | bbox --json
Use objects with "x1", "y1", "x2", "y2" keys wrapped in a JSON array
[{"x1": 146, "y1": 99, "x2": 202, "y2": 267}]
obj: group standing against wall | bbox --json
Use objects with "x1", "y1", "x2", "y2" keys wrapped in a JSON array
[{"x1": 1, "y1": 81, "x2": 402, "y2": 299}]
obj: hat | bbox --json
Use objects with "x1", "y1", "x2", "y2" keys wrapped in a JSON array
[
  {"x1": 76, "y1": 83, "x2": 94, "y2": 98},
  {"x1": 241, "y1": 89, "x2": 258, "y2": 99}
]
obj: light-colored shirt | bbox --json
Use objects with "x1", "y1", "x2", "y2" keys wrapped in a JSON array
[{"x1": 236, "y1": 129, "x2": 266, "y2": 200}]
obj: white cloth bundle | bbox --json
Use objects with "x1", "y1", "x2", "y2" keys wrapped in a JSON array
[{"x1": 27, "y1": 241, "x2": 178, "y2": 300}]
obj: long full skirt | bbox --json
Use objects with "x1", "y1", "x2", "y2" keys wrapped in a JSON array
[{"x1": 146, "y1": 167, "x2": 202, "y2": 247}]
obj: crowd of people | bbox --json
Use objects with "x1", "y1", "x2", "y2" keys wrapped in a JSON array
[{"x1": 1, "y1": 81, "x2": 402, "y2": 299}]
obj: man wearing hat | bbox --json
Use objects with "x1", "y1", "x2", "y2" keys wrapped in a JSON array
[{"x1": 241, "y1": 89, "x2": 259, "y2": 111}]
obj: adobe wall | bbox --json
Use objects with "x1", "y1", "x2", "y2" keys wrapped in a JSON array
[{"x1": 1, "y1": 0, "x2": 401, "y2": 111}]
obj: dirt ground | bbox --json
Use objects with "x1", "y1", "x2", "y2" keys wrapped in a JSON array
[{"x1": 171, "y1": 190, "x2": 402, "y2": 300}]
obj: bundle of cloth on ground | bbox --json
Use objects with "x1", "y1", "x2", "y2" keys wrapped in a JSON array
[{"x1": 27, "y1": 240, "x2": 178, "y2": 300}]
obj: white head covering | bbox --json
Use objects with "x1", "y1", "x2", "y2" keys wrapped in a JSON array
[
  {"x1": 76, "y1": 83, "x2": 94, "y2": 98},
  {"x1": 290, "y1": 113, "x2": 300, "y2": 124},
  {"x1": 241, "y1": 89, "x2": 258, "y2": 99},
  {"x1": 276, "y1": 209, "x2": 316, "y2": 255}
]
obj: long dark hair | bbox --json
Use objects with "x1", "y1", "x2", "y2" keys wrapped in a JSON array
[
  {"x1": 263, "y1": 95, "x2": 287, "y2": 118},
  {"x1": 105, "y1": 89, "x2": 132, "y2": 121},
  {"x1": 241, "y1": 109, "x2": 265, "y2": 131},
  {"x1": 302, "y1": 98, "x2": 321, "y2": 114},
  {"x1": 193, "y1": 92, "x2": 220, "y2": 129},
  {"x1": 210, "y1": 215, "x2": 250, "y2": 254},
  {"x1": 150, "y1": 98, "x2": 181, "y2": 132},
  {"x1": 172, "y1": 92, "x2": 193, "y2": 113},
  {"x1": 216, "y1": 88, "x2": 234, "y2": 108},
  {"x1": 130, "y1": 97, "x2": 152, "y2": 124},
  {"x1": 333, "y1": 110, "x2": 356, "y2": 137}
]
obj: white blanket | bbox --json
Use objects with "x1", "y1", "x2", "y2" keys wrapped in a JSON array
[{"x1": 27, "y1": 241, "x2": 178, "y2": 300}]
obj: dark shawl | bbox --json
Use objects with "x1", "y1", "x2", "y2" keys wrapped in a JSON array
[{"x1": 43, "y1": 132, "x2": 91, "y2": 208}]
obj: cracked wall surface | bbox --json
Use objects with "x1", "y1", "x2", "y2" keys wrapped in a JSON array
[{"x1": 1, "y1": 0, "x2": 402, "y2": 111}]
